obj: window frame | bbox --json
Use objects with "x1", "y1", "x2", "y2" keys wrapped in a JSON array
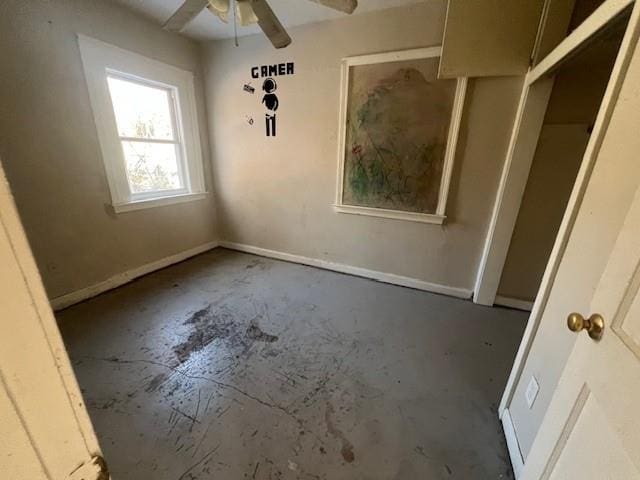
[
  {"x1": 106, "y1": 71, "x2": 189, "y2": 200},
  {"x1": 77, "y1": 34, "x2": 206, "y2": 213}
]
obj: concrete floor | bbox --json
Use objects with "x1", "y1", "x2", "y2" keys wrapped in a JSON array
[{"x1": 57, "y1": 248, "x2": 527, "y2": 480}]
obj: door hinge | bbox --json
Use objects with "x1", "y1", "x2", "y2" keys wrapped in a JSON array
[{"x1": 68, "y1": 455, "x2": 109, "y2": 480}]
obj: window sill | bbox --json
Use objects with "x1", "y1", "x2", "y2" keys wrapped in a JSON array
[
  {"x1": 113, "y1": 192, "x2": 208, "y2": 213},
  {"x1": 333, "y1": 204, "x2": 446, "y2": 225}
]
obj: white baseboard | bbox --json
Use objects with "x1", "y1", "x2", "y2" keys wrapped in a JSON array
[
  {"x1": 494, "y1": 295, "x2": 534, "y2": 312},
  {"x1": 50, "y1": 240, "x2": 472, "y2": 311},
  {"x1": 218, "y1": 241, "x2": 473, "y2": 299},
  {"x1": 49, "y1": 241, "x2": 218, "y2": 311},
  {"x1": 501, "y1": 408, "x2": 524, "y2": 478}
]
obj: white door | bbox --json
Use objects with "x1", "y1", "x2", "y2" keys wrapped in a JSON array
[
  {"x1": 520, "y1": 25, "x2": 640, "y2": 480},
  {"x1": 0, "y1": 160, "x2": 107, "y2": 479}
]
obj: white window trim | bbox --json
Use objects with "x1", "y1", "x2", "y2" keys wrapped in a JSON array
[
  {"x1": 77, "y1": 34, "x2": 206, "y2": 212},
  {"x1": 333, "y1": 47, "x2": 467, "y2": 225},
  {"x1": 111, "y1": 192, "x2": 208, "y2": 213}
]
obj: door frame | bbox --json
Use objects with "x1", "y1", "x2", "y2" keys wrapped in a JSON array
[
  {"x1": 474, "y1": 0, "x2": 635, "y2": 307},
  {"x1": 0, "y1": 158, "x2": 104, "y2": 478},
  {"x1": 492, "y1": 0, "x2": 640, "y2": 473}
]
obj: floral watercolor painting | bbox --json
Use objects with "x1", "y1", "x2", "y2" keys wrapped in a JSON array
[{"x1": 342, "y1": 56, "x2": 457, "y2": 214}]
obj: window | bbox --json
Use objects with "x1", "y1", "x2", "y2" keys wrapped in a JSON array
[
  {"x1": 107, "y1": 75, "x2": 185, "y2": 196},
  {"x1": 78, "y1": 35, "x2": 206, "y2": 212}
]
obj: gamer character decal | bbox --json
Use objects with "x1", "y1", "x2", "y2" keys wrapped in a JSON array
[
  {"x1": 246, "y1": 62, "x2": 294, "y2": 137},
  {"x1": 262, "y1": 78, "x2": 279, "y2": 137}
]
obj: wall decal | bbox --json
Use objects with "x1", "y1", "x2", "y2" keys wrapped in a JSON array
[
  {"x1": 247, "y1": 62, "x2": 294, "y2": 137},
  {"x1": 335, "y1": 48, "x2": 467, "y2": 224},
  {"x1": 251, "y1": 62, "x2": 295, "y2": 78},
  {"x1": 262, "y1": 78, "x2": 279, "y2": 137}
]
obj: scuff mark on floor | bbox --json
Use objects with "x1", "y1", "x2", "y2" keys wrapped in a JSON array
[
  {"x1": 146, "y1": 373, "x2": 168, "y2": 392},
  {"x1": 325, "y1": 402, "x2": 355, "y2": 463}
]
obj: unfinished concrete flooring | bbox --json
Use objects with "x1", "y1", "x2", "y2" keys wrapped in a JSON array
[{"x1": 57, "y1": 248, "x2": 526, "y2": 479}]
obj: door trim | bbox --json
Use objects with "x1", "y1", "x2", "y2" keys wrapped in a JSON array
[
  {"x1": 473, "y1": 76, "x2": 553, "y2": 305},
  {"x1": 474, "y1": 0, "x2": 635, "y2": 307},
  {"x1": 498, "y1": 0, "x2": 640, "y2": 416},
  {"x1": 529, "y1": 0, "x2": 634, "y2": 83},
  {"x1": 495, "y1": 295, "x2": 534, "y2": 312},
  {"x1": 0, "y1": 159, "x2": 103, "y2": 476},
  {"x1": 501, "y1": 408, "x2": 525, "y2": 478}
]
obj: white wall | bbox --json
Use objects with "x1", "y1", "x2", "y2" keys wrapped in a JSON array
[
  {"x1": 0, "y1": 0, "x2": 218, "y2": 300},
  {"x1": 202, "y1": 1, "x2": 524, "y2": 292}
]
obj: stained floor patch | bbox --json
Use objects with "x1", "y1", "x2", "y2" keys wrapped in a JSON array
[
  {"x1": 246, "y1": 321, "x2": 278, "y2": 343},
  {"x1": 173, "y1": 304, "x2": 279, "y2": 365},
  {"x1": 173, "y1": 305, "x2": 238, "y2": 363}
]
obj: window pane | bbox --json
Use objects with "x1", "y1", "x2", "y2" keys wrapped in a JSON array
[
  {"x1": 121, "y1": 141, "x2": 183, "y2": 193},
  {"x1": 107, "y1": 76, "x2": 175, "y2": 140}
]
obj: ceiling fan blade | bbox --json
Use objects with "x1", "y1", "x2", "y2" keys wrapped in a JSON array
[
  {"x1": 237, "y1": 1, "x2": 259, "y2": 26},
  {"x1": 207, "y1": 0, "x2": 231, "y2": 23},
  {"x1": 307, "y1": 0, "x2": 357, "y2": 14},
  {"x1": 208, "y1": 0, "x2": 258, "y2": 26},
  {"x1": 250, "y1": 0, "x2": 292, "y2": 49},
  {"x1": 163, "y1": 0, "x2": 211, "y2": 32}
]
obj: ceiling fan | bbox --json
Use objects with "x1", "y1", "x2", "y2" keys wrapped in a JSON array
[{"x1": 163, "y1": 0, "x2": 358, "y2": 49}]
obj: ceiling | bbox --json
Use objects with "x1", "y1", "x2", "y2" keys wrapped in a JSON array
[{"x1": 114, "y1": 0, "x2": 427, "y2": 40}]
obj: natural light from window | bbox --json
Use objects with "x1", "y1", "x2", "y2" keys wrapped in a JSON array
[{"x1": 107, "y1": 75, "x2": 184, "y2": 194}]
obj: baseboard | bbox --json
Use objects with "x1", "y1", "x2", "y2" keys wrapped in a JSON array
[
  {"x1": 501, "y1": 408, "x2": 525, "y2": 479},
  {"x1": 494, "y1": 295, "x2": 534, "y2": 312},
  {"x1": 218, "y1": 241, "x2": 473, "y2": 299},
  {"x1": 49, "y1": 241, "x2": 218, "y2": 311}
]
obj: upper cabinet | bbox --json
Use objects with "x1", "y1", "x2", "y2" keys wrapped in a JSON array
[{"x1": 439, "y1": 0, "x2": 547, "y2": 78}]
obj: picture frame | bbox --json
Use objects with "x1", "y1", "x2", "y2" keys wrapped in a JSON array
[{"x1": 334, "y1": 47, "x2": 468, "y2": 224}]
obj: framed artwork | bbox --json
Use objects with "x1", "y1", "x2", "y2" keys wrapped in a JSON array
[{"x1": 334, "y1": 47, "x2": 467, "y2": 224}]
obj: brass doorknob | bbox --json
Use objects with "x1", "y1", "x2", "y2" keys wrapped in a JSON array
[{"x1": 567, "y1": 313, "x2": 605, "y2": 340}]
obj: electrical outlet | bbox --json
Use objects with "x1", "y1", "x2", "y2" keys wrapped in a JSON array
[{"x1": 525, "y1": 375, "x2": 539, "y2": 409}]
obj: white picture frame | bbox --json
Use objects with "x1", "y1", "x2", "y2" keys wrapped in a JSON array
[{"x1": 333, "y1": 47, "x2": 468, "y2": 225}]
